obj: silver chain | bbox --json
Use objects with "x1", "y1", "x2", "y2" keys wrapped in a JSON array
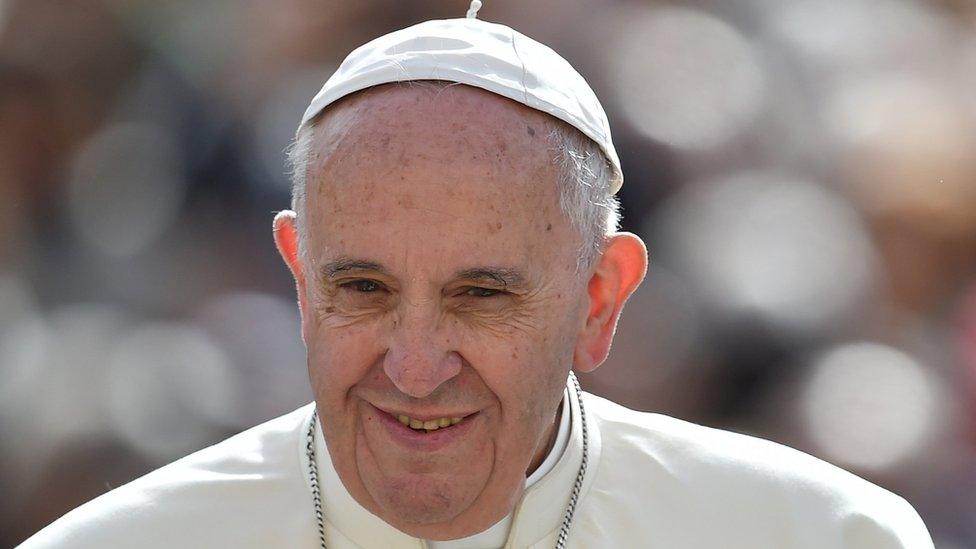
[
  {"x1": 306, "y1": 411, "x2": 327, "y2": 548},
  {"x1": 305, "y1": 371, "x2": 588, "y2": 549}
]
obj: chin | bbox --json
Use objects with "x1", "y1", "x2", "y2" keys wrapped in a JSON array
[
  {"x1": 368, "y1": 473, "x2": 477, "y2": 525},
  {"x1": 365, "y1": 474, "x2": 515, "y2": 540}
]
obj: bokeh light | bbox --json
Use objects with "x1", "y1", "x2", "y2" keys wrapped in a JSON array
[
  {"x1": 824, "y1": 73, "x2": 976, "y2": 235},
  {"x1": 800, "y1": 342, "x2": 943, "y2": 472},
  {"x1": 606, "y1": 5, "x2": 765, "y2": 150},
  {"x1": 0, "y1": 292, "x2": 45, "y2": 424},
  {"x1": 767, "y1": 0, "x2": 953, "y2": 72},
  {"x1": 106, "y1": 322, "x2": 235, "y2": 460},
  {"x1": 66, "y1": 122, "x2": 187, "y2": 256},
  {"x1": 655, "y1": 171, "x2": 878, "y2": 334}
]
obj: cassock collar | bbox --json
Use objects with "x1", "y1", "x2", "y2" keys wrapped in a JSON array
[{"x1": 300, "y1": 375, "x2": 603, "y2": 548}]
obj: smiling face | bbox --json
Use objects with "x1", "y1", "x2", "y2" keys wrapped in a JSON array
[{"x1": 290, "y1": 84, "x2": 591, "y2": 539}]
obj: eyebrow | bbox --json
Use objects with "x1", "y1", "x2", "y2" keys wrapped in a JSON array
[
  {"x1": 318, "y1": 259, "x2": 526, "y2": 288},
  {"x1": 320, "y1": 257, "x2": 388, "y2": 279},
  {"x1": 454, "y1": 267, "x2": 526, "y2": 288}
]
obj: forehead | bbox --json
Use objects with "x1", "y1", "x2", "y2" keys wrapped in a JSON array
[
  {"x1": 308, "y1": 83, "x2": 557, "y2": 186},
  {"x1": 302, "y1": 84, "x2": 578, "y2": 274}
]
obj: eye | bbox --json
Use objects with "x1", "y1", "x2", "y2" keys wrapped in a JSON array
[
  {"x1": 342, "y1": 279, "x2": 383, "y2": 293},
  {"x1": 465, "y1": 287, "x2": 503, "y2": 298}
]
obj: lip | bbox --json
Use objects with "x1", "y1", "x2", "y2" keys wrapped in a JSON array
[
  {"x1": 371, "y1": 403, "x2": 477, "y2": 423},
  {"x1": 367, "y1": 403, "x2": 479, "y2": 451}
]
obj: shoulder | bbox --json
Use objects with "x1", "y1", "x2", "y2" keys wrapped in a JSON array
[
  {"x1": 19, "y1": 404, "x2": 317, "y2": 549},
  {"x1": 577, "y1": 392, "x2": 933, "y2": 548}
]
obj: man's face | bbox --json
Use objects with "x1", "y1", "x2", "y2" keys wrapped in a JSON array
[{"x1": 298, "y1": 84, "x2": 589, "y2": 539}]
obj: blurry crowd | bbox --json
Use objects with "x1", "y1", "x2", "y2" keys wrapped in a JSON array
[{"x1": 1, "y1": 0, "x2": 974, "y2": 546}]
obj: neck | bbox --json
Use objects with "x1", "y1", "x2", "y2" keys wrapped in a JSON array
[{"x1": 526, "y1": 401, "x2": 563, "y2": 478}]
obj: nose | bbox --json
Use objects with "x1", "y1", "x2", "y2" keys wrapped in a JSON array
[{"x1": 383, "y1": 310, "x2": 462, "y2": 399}]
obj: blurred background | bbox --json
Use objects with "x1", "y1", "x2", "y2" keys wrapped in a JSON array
[{"x1": 1, "y1": 0, "x2": 974, "y2": 546}]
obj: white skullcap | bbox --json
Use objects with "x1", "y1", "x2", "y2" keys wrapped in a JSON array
[{"x1": 300, "y1": 16, "x2": 623, "y2": 194}]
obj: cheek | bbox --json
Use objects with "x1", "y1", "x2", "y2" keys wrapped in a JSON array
[
  {"x1": 306, "y1": 319, "x2": 387, "y2": 400},
  {"x1": 467, "y1": 313, "x2": 576, "y2": 417}
]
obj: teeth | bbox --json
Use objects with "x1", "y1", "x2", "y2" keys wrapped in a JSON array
[{"x1": 394, "y1": 414, "x2": 465, "y2": 432}]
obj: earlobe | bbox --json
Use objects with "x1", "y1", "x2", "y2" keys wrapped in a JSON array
[{"x1": 573, "y1": 233, "x2": 648, "y2": 373}]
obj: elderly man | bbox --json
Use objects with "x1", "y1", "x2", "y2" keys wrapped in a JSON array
[{"x1": 22, "y1": 9, "x2": 933, "y2": 549}]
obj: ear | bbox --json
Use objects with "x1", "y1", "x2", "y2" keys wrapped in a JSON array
[
  {"x1": 573, "y1": 232, "x2": 648, "y2": 373},
  {"x1": 273, "y1": 210, "x2": 310, "y2": 343}
]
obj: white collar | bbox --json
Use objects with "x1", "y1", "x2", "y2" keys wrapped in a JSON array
[{"x1": 302, "y1": 375, "x2": 602, "y2": 548}]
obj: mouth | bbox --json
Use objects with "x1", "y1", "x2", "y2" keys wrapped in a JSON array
[
  {"x1": 368, "y1": 403, "x2": 478, "y2": 447},
  {"x1": 395, "y1": 414, "x2": 463, "y2": 433}
]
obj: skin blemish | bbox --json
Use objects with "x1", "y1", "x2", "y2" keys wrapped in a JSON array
[
  {"x1": 526, "y1": 125, "x2": 536, "y2": 137},
  {"x1": 546, "y1": 223, "x2": 552, "y2": 232}
]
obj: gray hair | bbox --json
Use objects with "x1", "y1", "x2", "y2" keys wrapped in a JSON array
[{"x1": 286, "y1": 87, "x2": 620, "y2": 271}]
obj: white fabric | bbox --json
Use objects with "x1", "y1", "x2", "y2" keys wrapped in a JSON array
[
  {"x1": 20, "y1": 379, "x2": 934, "y2": 548},
  {"x1": 427, "y1": 516, "x2": 510, "y2": 549},
  {"x1": 427, "y1": 388, "x2": 571, "y2": 549},
  {"x1": 299, "y1": 17, "x2": 624, "y2": 194}
]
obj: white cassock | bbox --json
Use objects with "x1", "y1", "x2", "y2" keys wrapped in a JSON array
[{"x1": 20, "y1": 375, "x2": 933, "y2": 548}]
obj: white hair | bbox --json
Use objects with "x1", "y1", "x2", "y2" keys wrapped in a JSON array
[{"x1": 286, "y1": 86, "x2": 620, "y2": 271}]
